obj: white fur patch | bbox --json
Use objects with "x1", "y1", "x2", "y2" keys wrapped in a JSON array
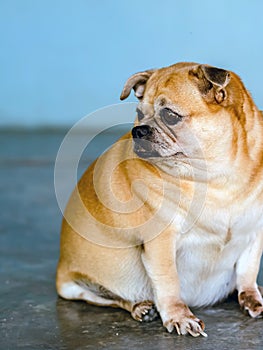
[{"x1": 59, "y1": 282, "x2": 113, "y2": 305}]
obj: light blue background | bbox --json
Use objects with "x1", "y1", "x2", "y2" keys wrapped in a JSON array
[{"x1": 0, "y1": 0, "x2": 262, "y2": 128}]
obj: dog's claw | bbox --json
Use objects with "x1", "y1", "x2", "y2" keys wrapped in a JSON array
[
  {"x1": 175, "y1": 323, "x2": 181, "y2": 335},
  {"x1": 200, "y1": 330, "x2": 208, "y2": 337},
  {"x1": 187, "y1": 327, "x2": 200, "y2": 337}
]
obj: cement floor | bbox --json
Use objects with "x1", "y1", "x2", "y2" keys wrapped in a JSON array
[{"x1": 0, "y1": 129, "x2": 263, "y2": 350}]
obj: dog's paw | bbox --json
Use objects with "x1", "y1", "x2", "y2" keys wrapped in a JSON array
[
  {"x1": 238, "y1": 289, "x2": 263, "y2": 318},
  {"x1": 164, "y1": 316, "x2": 207, "y2": 337},
  {"x1": 131, "y1": 300, "x2": 158, "y2": 322},
  {"x1": 161, "y1": 303, "x2": 207, "y2": 337}
]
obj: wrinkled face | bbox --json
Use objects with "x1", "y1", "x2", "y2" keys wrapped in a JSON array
[
  {"x1": 120, "y1": 62, "x2": 236, "y2": 174},
  {"x1": 132, "y1": 88, "x2": 198, "y2": 160}
]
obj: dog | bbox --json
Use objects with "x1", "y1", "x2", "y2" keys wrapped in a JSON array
[{"x1": 56, "y1": 62, "x2": 263, "y2": 337}]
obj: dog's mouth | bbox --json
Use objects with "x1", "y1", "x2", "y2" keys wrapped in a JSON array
[
  {"x1": 134, "y1": 146, "x2": 161, "y2": 159},
  {"x1": 132, "y1": 126, "x2": 185, "y2": 160},
  {"x1": 133, "y1": 138, "x2": 161, "y2": 159},
  {"x1": 133, "y1": 141, "x2": 185, "y2": 159}
]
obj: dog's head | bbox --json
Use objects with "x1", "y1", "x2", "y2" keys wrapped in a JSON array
[{"x1": 120, "y1": 62, "x2": 249, "y2": 177}]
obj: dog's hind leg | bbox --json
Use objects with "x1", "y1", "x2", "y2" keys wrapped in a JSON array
[
  {"x1": 57, "y1": 279, "x2": 139, "y2": 313},
  {"x1": 57, "y1": 280, "x2": 158, "y2": 322}
]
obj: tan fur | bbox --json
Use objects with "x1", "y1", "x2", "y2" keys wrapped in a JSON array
[{"x1": 56, "y1": 62, "x2": 263, "y2": 337}]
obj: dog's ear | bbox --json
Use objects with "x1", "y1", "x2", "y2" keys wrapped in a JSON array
[
  {"x1": 120, "y1": 70, "x2": 156, "y2": 100},
  {"x1": 189, "y1": 65, "x2": 231, "y2": 104}
]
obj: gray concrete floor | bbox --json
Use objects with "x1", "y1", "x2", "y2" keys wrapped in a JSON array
[{"x1": 0, "y1": 129, "x2": 263, "y2": 350}]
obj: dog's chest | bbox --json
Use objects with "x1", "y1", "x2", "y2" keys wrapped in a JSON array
[{"x1": 174, "y1": 200, "x2": 263, "y2": 307}]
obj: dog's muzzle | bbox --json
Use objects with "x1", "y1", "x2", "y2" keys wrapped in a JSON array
[{"x1": 132, "y1": 125, "x2": 160, "y2": 158}]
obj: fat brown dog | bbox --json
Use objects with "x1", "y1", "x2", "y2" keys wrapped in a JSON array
[{"x1": 56, "y1": 62, "x2": 263, "y2": 337}]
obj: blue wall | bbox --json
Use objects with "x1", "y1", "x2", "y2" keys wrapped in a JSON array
[{"x1": 0, "y1": 0, "x2": 262, "y2": 127}]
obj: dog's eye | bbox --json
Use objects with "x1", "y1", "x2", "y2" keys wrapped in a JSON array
[
  {"x1": 136, "y1": 108, "x2": 145, "y2": 121},
  {"x1": 160, "y1": 108, "x2": 182, "y2": 125}
]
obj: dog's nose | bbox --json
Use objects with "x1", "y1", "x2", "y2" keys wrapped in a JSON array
[{"x1": 132, "y1": 125, "x2": 151, "y2": 139}]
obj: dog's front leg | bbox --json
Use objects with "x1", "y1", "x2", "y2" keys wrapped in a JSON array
[
  {"x1": 142, "y1": 229, "x2": 207, "y2": 337},
  {"x1": 236, "y1": 231, "x2": 263, "y2": 318}
]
